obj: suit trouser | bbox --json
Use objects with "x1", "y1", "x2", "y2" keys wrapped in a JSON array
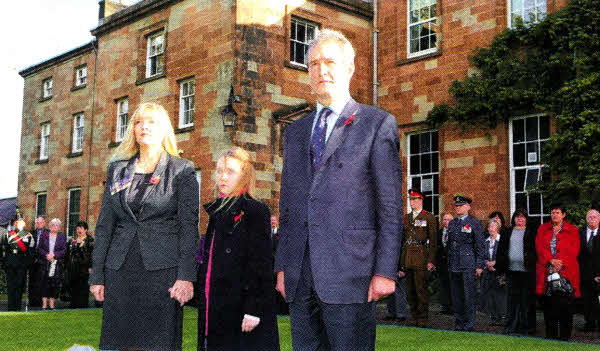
[
  {"x1": 405, "y1": 269, "x2": 429, "y2": 323},
  {"x1": 6, "y1": 265, "x2": 26, "y2": 311},
  {"x1": 28, "y1": 262, "x2": 43, "y2": 306},
  {"x1": 438, "y1": 268, "x2": 452, "y2": 312},
  {"x1": 581, "y1": 280, "x2": 599, "y2": 326},
  {"x1": 450, "y1": 271, "x2": 476, "y2": 330},
  {"x1": 386, "y1": 278, "x2": 407, "y2": 318},
  {"x1": 289, "y1": 247, "x2": 376, "y2": 351},
  {"x1": 542, "y1": 295, "x2": 573, "y2": 340},
  {"x1": 505, "y1": 271, "x2": 536, "y2": 333}
]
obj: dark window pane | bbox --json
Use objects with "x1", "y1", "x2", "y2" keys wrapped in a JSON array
[
  {"x1": 295, "y1": 42, "x2": 305, "y2": 64},
  {"x1": 433, "y1": 195, "x2": 439, "y2": 216},
  {"x1": 526, "y1": 117, "x2": 538, "y2": 141},
  {"x1": 526, "y1": 142, "x2": 539, "y2": 165},
  {"x1": 291, "y1": 21, "x2": 296, "y2": 40},
  {"x1": 430, "y1": 4, "x2": 436, "y2": 17},
  {"x1": 410, "y1": 39, "x2": 420, "y2": 53},
  {"x1": 433, "y1": 174, "x2": 439, "y2": 194},
  {"x1": 410, "y1": 135, "x2": 418, "y2": 155},
  {"x1": 540, "y1": 116, "x2": 550, "y2": 139},
  {"x1": 36, "y1": 194, "x2": 47, "y2": 217},
  {"x1": 411, "y1": 176, "x2": 421, "y2": 192},
  {"x1": 515, "y1": 169, "x2": 526, "y2": 192},
  {"x1": 410, "y1": 155, "x2": 421, "y2": 174},
  {"x1": 420, "y1": 133, "x2": 431, "y2": 152},
  {"x1": 431, "y1": 131, "x2": 439, "y2": 151},
  {"x1": 525, "y1": 168, "x2": 540, "y2": 190},
  {"x1": 541, "y1": 166, "x2": 551, "y2": 183},
  {"x1": 529, "y1": 192, "x2": 542, "y2": 215},
  {"x1": 513, "y1": 144, "x2": 525, "y2": 167},
  {"x1": 529, "y1": 215, "x2": 542, "y2": 229},
  {"x1": 421, "y1": 175, "x2": 434, "y2": 194},
  {"x1": 307, "y1": 25, "x2": 315, "y2": 41},
  {"x1": 421, "y1": 153, "x2": 431, "y2": 174},
  {"x1": 424, "y1": 196, "x2": 433, "y2": 213},
  {"x1": 290, "y1": 40, "x2": 295, "y2": 62},
  {"x1": 431, "y1": 153, "x2": 439, "y2": 173},
  {"x1": 516, "y1": 192, "x2": 527, "y2": 210},
  {"x1": 513, "y1": 119, "x2": 525, "y2": 143},
  {"x1": 297, "y1": 23, "x2": 306, "y2": 42}
]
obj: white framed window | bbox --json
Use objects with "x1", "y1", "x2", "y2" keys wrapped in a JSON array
[
  {"x1": 509, "y1": 115, "x2": 551, "y2": 228},
  {"x1": 116, "y1": 98, "x2": 129, "y2": 142},
  {"x1": 42, "y1": 78, "x2": 53, "y2": 98},
  {"x1": 40, "y1": 122, "x2": 50, "y2": 160},
  {"x1": 408, "y1": 0, "x2": 438, "y2": 58},
  {"x1": 67, "y1": 188, "x2": 81, "y2": 237},
  {"x1": 72, "y1": 113, "x2": 85, "y2": 153},
  {"x1": 36, "y1": 192, "x2": 47, "y2": 218},
  {"x1": 146, "y1": 31, "x2": 165, "y2": 78},
  {"x1": 76, "y1": 66, "x2": 87, "y2": 86},
  {"x1": 508, "y1": 0, "x2": 547, "y2": 28},
  {"x1": 407, "y1": 130, "x2": 440, "y2": 216},
  {"x1": 179, "y1": 79, "x2": 195, "y2": 128},
  {"x1": 290, "y1": 18, "x2": 317, "y2": 66}
]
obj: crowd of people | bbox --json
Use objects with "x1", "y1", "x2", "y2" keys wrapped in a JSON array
[
  {"x1": 2, "y1": 27, "x2": 600, "y2": 351},
  {"x1": 0, "y1": 216, "x2": 94, "y2": 311}
]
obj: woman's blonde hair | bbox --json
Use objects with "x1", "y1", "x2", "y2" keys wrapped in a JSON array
[
  {"x1": 213, "y1": 147, "x2": 256, "y2": 211},
  {"x1": 111, "y1": 102, "x2": 179, "y2": 161}
]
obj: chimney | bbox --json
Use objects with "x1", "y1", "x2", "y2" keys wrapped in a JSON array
[{"x1": 98, "y1": 0, "x2": 127, "y2": 25}]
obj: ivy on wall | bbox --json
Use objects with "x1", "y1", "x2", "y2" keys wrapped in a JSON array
[{"x1": 427, "y1": 0, "x2": 600, "y2": 224}]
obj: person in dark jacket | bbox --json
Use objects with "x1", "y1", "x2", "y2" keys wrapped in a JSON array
[
  {"x1": 28, "y1": 216, "x2": 49, "y2": 307},
  {"x1": 496, "y1": 208, "x2": 537, "y2": 335},
  {"x1": 38, "y1": 218, "x2": 67, "y2": 310},
  {"x1": 592, "y1": 234, "x2": 600, "y2": 328},
  {"x1": 67, "y1": 221, "x2": 94, "y2": 308},
  {"x1": 578, "y1": 209, "x2": 600, "y2": 332},
  {"x1": 1, "y1": 217, "x2": 35, "y2": 311},
  {"x1": 436, "y1": 212, "x2": 454, "y2": 315},
  {"x1": 197, "y1": 147, "x2": 279, "y2": 351},
  {"x1": 481, "y1": 219, "x2": 507, "y2": 326}
]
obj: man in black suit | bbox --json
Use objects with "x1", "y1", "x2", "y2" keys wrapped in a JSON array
[
  {"x1": 27, "y1": 216, "x2": 48, "y2": 307},
  {"x1": 579, "y1": 209, "x2": 600, "y2": 332}
]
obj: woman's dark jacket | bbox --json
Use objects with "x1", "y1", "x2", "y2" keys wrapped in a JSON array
[
  {"x1": 38, "y1": 232, "x2": 68, "y2": 282},
  {"x1": 496, "y1": 226, "x2": 537, "y2": 275},
  {"x1": 68, "y1": 235, "x2": 94, "y2": 277},
  {"x1": 197, "y1": 194, "x2": 279, "y2": 351}
]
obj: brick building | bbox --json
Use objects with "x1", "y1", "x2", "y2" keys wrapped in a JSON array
[{"x1": 18, "y1": 0, "x2": 567, "y2": 235}]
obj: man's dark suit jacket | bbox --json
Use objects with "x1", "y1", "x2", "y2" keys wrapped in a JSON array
[
  {"x1": 274, "y1": 98, "x2": 403, "y2": 304},
  {"x1": 89, "y1": 151, "x2": 199, "y2": 285},
  {"x1": 579, "y1": 227, "x2": 598, "y2": 286}
]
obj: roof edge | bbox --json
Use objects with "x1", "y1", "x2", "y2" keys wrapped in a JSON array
[{"x1": 19, "y1": 41, "x2": 95, "y2": 78}]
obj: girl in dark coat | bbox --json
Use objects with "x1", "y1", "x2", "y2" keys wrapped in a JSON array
[
  {"x1": 197, "y1": 147, "x2": 279, "y2": 351},
  {"x1": 67, "y1": 221, "x2": 94, "y2": 308}
]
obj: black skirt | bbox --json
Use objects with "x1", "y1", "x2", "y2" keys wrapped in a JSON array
[{"x1": 100, "y1": 235, "x2": 183, "y2": 351}]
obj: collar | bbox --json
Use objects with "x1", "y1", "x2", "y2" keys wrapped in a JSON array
[
  {"x1": 486, "y1": 235, "x2": 500, "y2": 243},
  {"x1": 458, "y1": 214, "x2": 468, "y2": 221},
  {"x1": 316, "y1": 94, "x2": 351, "y2": 117}
]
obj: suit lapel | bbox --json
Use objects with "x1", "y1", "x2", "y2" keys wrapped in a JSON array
[
  {"x1": 119, "y1": 156, "x2": 138, "y2": 221},
  {"x1": 137, "y1": 151, "x2": 169, "y2": 219},
  {"x1": 319, "y1": 99, "x2": 360, "y2": 169},
  {"x1": 302, "y1": 110, "x2": 317, "y2": 178}
]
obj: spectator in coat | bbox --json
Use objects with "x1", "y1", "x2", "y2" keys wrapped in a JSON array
[
  {"x1": 28, "y1": 216, "x2": 48, "y2": 307},
  {"x1": 67, "y1": 221, "x2": 94, "y2": 308},
  {"x1": 481, "y1": 219, "x2": 507, "y2": 326},
  {"x1": 535, "y1": 204, "x2": 580, "y2": 341},
  {"x1": 578, "y1": 209, "x2": 600, "y2": 332},
  {"x1": 436, "y1": 212, "x2": 454, "y2": 315},
  {"x1": 38, "y1": 218, "x2": 67, "y2": 310}
]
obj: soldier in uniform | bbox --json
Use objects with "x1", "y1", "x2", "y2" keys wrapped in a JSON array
[
  {"x1": 447, "y1": 194, "x2": 485, "y2": 331},
  {"x1": 0, "y1": 216, "x2": 35, "y2": 311},
  {"x1": 398, "y1": 189, "x2": 437, "y2": 327}
]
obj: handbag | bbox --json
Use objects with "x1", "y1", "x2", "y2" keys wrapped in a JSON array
[{"x1": 545, "y1": 266, "x2": 573, "y2": 297}]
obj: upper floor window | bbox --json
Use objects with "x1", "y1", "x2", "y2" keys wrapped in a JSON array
[
  {"x1": 146, "y1": 31, "x2": 165, "y2": 78},
  {"x1": 40, "y1": 122, "x2": 50, "y2": 160},
  {"x1": 75, "y1": 65, "x2": 87, "y2": 86},
  {"x1": 179, "y1": 78, "x2": 195, "y2": 128},
  {"x1": 116, "y1": 98, "x2": 129, "y2": 142},
  {"x1": 72, "y1": 113, "x2": 85, "y2": 153},
  {"x1": 290, "y1": 18, "x2": 317, "y2": 66},
  {"x1": 67, "y1": 188, "x2": 81, "y2": 237},
  {"x1": 408, "y1": 0, "x2": 438, "y2": 58},
  {"x1": 509, "y1": 0, "x2": 547, "y2": 28},
  {"x1": 42, "y1": 78, "x2": 53, "y2": 98}
]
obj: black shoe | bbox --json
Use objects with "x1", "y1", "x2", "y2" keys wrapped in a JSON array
[
  {"x1": 395, "y1": 317, "x2": 407, "y2": 322},
  {"x1": 583, "y1": 323, "x2": 595, "y2": 333}
]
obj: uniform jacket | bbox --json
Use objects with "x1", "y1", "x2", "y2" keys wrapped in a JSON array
[
  {"x1": 447, "y1": 215, "x2": 485, "y2": 272},
  {"x1": 89, "y1": 151, "x2": 199, "y2": 285},
  {"x1": 495, "y1": 226, "x2": 537, "y2": 275},
  {"x1": 197, "y1": 195, "x2": 279, "y2": 351},
  {"x1": 400, "y1": 210, "x2": 437, "y2": 270},
  {"x1": 579, "y1": 227, "x2": 598, "y2": 285},
  {"x1": 1, "y1": 229, "x2": 35, "y2": 267},
  {"x1": 274, "y1": 98, "x2": 403, "y2": 304},
  {"x1": 535, "y1": 221, "x2": 580, "y2": 297}
]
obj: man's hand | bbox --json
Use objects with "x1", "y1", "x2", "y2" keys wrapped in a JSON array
[
  {"x1": 427, "y1": 262, "x2": 435, "y2": 271},
  {"x1": 397, "y1": 271, "x2": 405, "y2": 278},
  {"x1": 276, "y1": 271, "x2": 286, "y2": 300},
  {"x1": 594, "y1": 277, "x2": 600, "y2": 283},
  {"x1": 168, "y1": 280, "x2": 194, "y2": 306},
  {"x1": 90, "y1": 284, "x2": 104, "y2": 301},
  {"x1": 368, "y1": 276, "x2": 395, "y2": 302},
  {"x1": 475, "y1": 268, "x2": 483, "y2": 278}
]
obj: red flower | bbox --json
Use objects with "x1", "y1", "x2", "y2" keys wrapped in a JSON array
[
  {"x1": 421, "y1": 210, "x2": 426, "y2": 215},
  {"x1": 149, "y1": 176, "x2": 161, "y2": 185},
  {"x1": 234, "y1": 211, "x2": 245, "y2": 222},
  {"x1": 465, "y1": 224, "x2": 471, "y2": 229},
  {"x1": 344, "y1": 114, "x2": 355, "y2": 126}
]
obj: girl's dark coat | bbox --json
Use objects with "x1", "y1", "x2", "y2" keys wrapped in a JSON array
[{"x1": 197, "y1": 194, "x2": 279, "y2": 351}]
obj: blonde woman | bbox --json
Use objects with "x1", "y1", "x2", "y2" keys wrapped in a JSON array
[
  {"x1": 89, "y1": 102, "x2": 199, "y2": 351},
  {"x1": 197, "y1": 147, "x2": 279, "y2": 351}
]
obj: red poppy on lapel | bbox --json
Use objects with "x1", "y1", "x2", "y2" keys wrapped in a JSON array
[
  {"x1": 149, "y1": 176, "x2": 161, "y2": 185},
  {"x1": 234, "y1": 211, "x2": 245, "y2": 222},
  {"x1": 344, "y1": 114, "x2": 355, "y2": 126},
  {"x1": 421, "y1": 210, "x2": 426, "y2": 215}
]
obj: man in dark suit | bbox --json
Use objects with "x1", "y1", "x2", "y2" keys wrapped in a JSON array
[
  {"x1": 436, "y1": 212, "x2": 454, "y2": 315},
  {"x1": 274, "y1": 29, "x2": 403, "y2": 350},
  {"x1": 28, "y1": 216, "x2": 48, "y2": 308},
  {"x1": 447, "y1": 194, "x2": 485, "y2": 331},
  {"x1": 579, "y1": 209, "x2": 600, "y2": 332}
]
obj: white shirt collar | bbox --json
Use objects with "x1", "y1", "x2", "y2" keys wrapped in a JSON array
[{"x1": 486, "y1": 235, "x2": 500, "y2": 243}]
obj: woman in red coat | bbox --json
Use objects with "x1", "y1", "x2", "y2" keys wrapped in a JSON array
[{"x1": 535, "y1": 204, "x2": 580, "y2": 341}]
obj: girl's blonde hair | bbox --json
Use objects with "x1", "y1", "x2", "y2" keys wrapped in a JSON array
[
  {"x1": 213, "y1": 147, "x2": 256, "y2": 211},
  {"x1": 111, "y1": 102, "x2": 179, "y2": 161}
]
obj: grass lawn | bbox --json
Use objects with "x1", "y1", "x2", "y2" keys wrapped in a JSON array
[{"x1": 1, "y1": 308, "x2": 598, "y2": 351}]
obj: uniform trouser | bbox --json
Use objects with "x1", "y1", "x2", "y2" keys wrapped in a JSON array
[
  {"x1": 7, "y1": 265, "x2": 26, "y2": 311},
  {"x1": 542, "y1": 295, "x2": 573, "y2": 340},
  {"x1": 581, "y1": 280, "x2": 599, "y2": 327},
  {"x1": 505, "y1": 271, "x2": 536, "y2": 333},
  {"x1": 386, "y1": 278, "x2": 407, "y2": 318},
  {"x1": 450, "y1": 271, "x2": 476, "y2": 330},
  {"x1": 438, "y1": 268, "x2": 452, "y2": 312},
  {"x1": 289, "y1": 247, "x2": 376, "y2": 351},
  {"x1": 405, "y1": 269, "x2": 429, "y2": 324}
]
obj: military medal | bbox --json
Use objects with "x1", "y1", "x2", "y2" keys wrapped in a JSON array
[{"x1": 110, "y1": 175, "x2": 133, "y2": 195}]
